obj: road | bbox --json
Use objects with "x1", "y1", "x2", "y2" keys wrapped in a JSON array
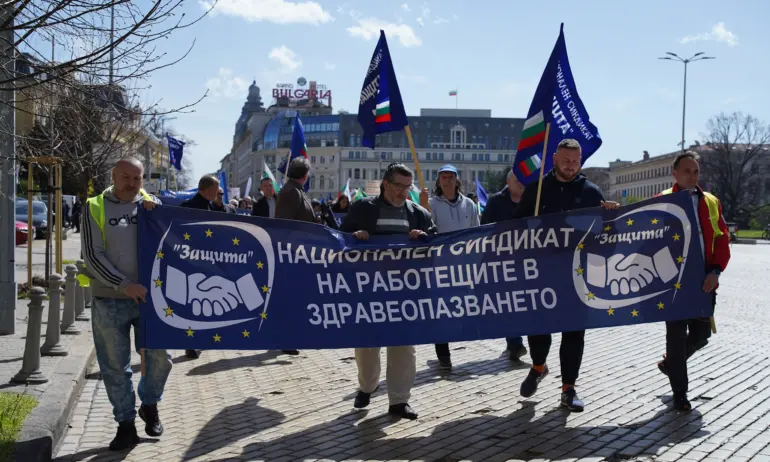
[
  {"x1": 55, "y1": 244, "x2": 770, "y2": 462},
  {"x1": 15, "y1": 230, "x2": 82, "y2": 283}
]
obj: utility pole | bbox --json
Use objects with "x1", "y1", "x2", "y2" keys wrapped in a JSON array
[
  {"x1": 0, "y1": 8, "x2": 17, "y2": 334},
  {"x1": 658, "y1": 52, "x2": 715, "y2": 153}
]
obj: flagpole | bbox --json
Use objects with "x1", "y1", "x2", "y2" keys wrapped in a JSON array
[
  {"x1": 404, "y1": 125, "x2": 425, "y2": 189},
  {"x1": 533, "y1": 122, "x2": 551, "y2": 218}
]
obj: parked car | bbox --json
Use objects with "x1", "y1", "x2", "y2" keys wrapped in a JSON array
[
  {"x1": 15, "y1": 200, "x2": 50, "y2": 239},
  {"x1": 15, "y1": 221, "x2": 34, "y2": 245}
]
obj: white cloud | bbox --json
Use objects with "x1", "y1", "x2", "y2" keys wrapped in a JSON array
[
  {"x1": 347, "y1": 18, "x2": 422, "y2": 47},
  {"x1": 401, "y1": 3, "x2": 410, "y2": 12},
  {"x1": 416, "y1": 16, "x2": 424, "y2": 27},
  {"x1": 205, "y1": 68, "x2": 250, "y2": 100},
  {"x1": 679, "y1": 22, "x2": 739, "y2": 47},
  {"x1": 433, "y1": 17, "x2": 449, "y2": 24},
  {"x1": 324, "y1": 62, "x2": 336, "y2": 71},
  {"x1": 268, "y1": 45, "x2": 301, "y2": 72},
  {"x1": 200, "y1": 0, "x2": 333, "y2": 25}
]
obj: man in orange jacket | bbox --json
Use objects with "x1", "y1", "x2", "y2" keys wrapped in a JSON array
[{"x1": 656, "y1": 151, "x2": 730, "y2": 411}]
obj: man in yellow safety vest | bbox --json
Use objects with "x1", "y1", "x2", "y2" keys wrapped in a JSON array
[
  {"x1": 81, "y1": 157, "x2": 172, "y2": 451},
  {"x1": 655, "y1": 151, "x2": 730, "y2": 412}
]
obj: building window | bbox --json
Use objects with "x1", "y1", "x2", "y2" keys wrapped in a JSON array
[
  {"x1": 329, "y1": 178, "x2": 334, "y2": 190},
  {"x1": 320, "y1": 156, "x2": 326, "y2": 164},
  {"x1": 472, "y1": 153, "x2": 477, "y2": 161},
  {"x1": 354, "y1": 168, "x2": 361, "y2": 179},
  {"x1": 439, "y1": 152, "x2": 444, "y2": 160},
  {"x1": 498, "y1": 154, "x2": 504, "y2": 162},
  {"x1": 348, "y1": 151, "x2": 354, "y2": 159},
  {"x1": 319, "y1": 175, "x2": 325, "y2": 189},
  {"x1": 311, "y1": 176, "x2": 316, "y2": 188},
  {"x1": 311, "y1": 155, "x2": 316, "y2": 164}
]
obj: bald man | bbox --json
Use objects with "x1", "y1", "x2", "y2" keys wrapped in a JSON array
[{"x1": 82, "y1": 157, "x2": 172, "y2": 451}]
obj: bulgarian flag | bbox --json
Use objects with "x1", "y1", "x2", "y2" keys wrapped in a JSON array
[
  {"x1": 375, "y1": 100, "x2": 391, "y2": 124},
  {"x1": 516, "y1": 110, "x2": 545, "y2": 177},
  {"x1": 449, "y1": 90, "x2": 457, "y2": 96},
  {"x1": 262, "y1": 162, "x2": 280, "y2": 192},
  {"x1": 408, "y1": 184, "x2": 421, "y2": 204},
  {"x1": 338, "y1": 178, "x2": 352, "y2": 200}
]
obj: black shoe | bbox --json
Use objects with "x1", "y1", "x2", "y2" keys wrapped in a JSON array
[
  {"x1": 560, "y1": 387, "x2": 585, "y2": 412},
  {"x1": 109, "y1": 420, "x2": 139, "y2": 451},
  {"x1": 281, "y1": 350, "x2": 300, "y2": 355},
  {"x1": 520, "y1": 365, "x2": 548, "y2": 398},
  {"x1": 138, "y1": 404, "x2": 164, "y2": 437},
  {"x1": 438, "y1": 356, "x2": 452, "y2": 371},
  {"x1": 354, "y1": 386, "x2": 379, "y2": 409},
  {"x1": 185, "y1": 349, "x2": 201, "y2": 359},
  {"x1": 673, "y1": 392, "x2": 692, "y2": 412},
  {"x1": 388, "y1": 403, "x2": 418, "y2": 420},
  {"x1": 507, "y1": 345, "x2": 528, "y2": 361}
]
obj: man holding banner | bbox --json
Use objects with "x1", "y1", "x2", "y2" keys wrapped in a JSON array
[
  {"x1": 655, "y1": 151, "x2": 730, "y2": 411},
  {"x1": 515, "y1": 139, "x2": 619, "y2": 412},
  {"x1": 340, "y1": 162, "x2": 435, "y2": 420}
]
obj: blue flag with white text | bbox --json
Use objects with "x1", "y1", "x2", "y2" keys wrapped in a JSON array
[
  {"x1": 168, "y1": 135, "x2": 185, "y2": 171},
  {"x1": 513, "y1": 23, "x2": 602, "y2": 185},
  {"x1": 138, "y1": 192, "x2": 712, "y2": 350},
  {"x1": 357, "y1": 30, "x2": 408, "y2": 149}
]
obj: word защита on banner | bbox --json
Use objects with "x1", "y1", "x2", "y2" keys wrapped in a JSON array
[{"x1": 137, "y1": 191, "x2": 712, "y2": 351}]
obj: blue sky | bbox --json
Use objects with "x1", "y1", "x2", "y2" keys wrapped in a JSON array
[{"x1": 142, "y1": 0, "x2": 770, "y2": 180}]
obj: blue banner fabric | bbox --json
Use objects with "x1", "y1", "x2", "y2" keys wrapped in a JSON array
[
  {"x1": 167, "y1": 136, "x2": 185, "y2": 171},
  {"x1": 138, "y1": 192, "x2": 712, "y2": 350}
]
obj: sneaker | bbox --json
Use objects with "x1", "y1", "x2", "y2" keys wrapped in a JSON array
[
  {"x1": 508, "y1": 345, "x2": 528, "y2": 361},
  {"x1": 388, "y1": 403, "x2": 418, "y2": 420},
  {"x1": 438, "y1": 356, "x2": 452, "y2": 371},
  {"x1": 353, "y1": 386, "x2": 378, "y2": 409},
  {"x1": 138, "y1": 404, "x2": 164, "y2": 437},
  {"x1": 109, "y1": 420, "x2": 139, "y2": 451},
  {"x1": 673, "y1": 392, "x2": 691, "y2": 412},
  {"x1": 520, "y1": 366, "x2": 548, "y2": 398},
  {"x1": 560, "y1": 387, "x2": 585, "y2": 412},
  {"x1": 185, "y1": 349, "x2": 201, "y2": 359}
]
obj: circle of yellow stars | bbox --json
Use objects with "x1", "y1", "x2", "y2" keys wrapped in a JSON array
[{"x1": 175, "y1": 229, "x2": 272, "y2": 347}]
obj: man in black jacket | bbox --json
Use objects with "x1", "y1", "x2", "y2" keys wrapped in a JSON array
[
  {"x1": 515, "y1": 139, "x2": 619, "y2": 412},
  {"x1": 179, "y1": 174, "x2": 220, "y2": 359},
  {"x1": 211, "y1": 187, "x2": 236, "y2": 213},
  {"x1": 251, "y1": 178, "x2": 277, "y2": 218},
  {"x1": 340, "y1": 163, "x2": 435, "y2": 420},
  {"x1": 481, "y1": 169, "x2": 528, "y2": 361}
]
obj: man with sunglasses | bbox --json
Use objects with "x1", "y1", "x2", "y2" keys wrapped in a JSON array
[
  {"x1": 211, "y1": 188, "x2": 236, "y2": 213},
  {"x1": 340, "y1": 163, "x2": 436, "y2": 420}
]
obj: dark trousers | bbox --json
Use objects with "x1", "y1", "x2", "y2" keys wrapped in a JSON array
[
  {"x1": 528, "y1": 330, "x2": 585, "y2": 385},
  {"x1": 665, "y1": 293, "x2": 715, "y2": 394},
  {"x1": 434, "y1": 336, "x2": 523, "y2": 359}
]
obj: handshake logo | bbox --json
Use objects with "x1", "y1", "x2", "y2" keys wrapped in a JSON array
[
  {"x1": 586, "y1": 248, "x2": 679, "y2": 296},
  {"x1": 165, "y1": 265, "x2": 264, "y2": 317}
]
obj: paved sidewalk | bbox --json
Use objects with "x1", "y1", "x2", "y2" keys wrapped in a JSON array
[
  {"x1": 54, "y1": 245, "x2": 770, "y2": 462},
  {"x1": 15, "y1": 231, "x2": 83, "y2": 284}
]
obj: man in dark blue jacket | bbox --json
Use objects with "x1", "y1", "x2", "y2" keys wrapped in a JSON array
[
  {"x1": 514, "y1": 139, "x2": 619, "y2": 412},
  {"x1": 481, "y1": 170, "x2": 528, "y2": 361}
]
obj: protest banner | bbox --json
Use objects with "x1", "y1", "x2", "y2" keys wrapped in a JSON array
[{"x1": 138, "y1": 191, "x2": 712, "y2": 350}]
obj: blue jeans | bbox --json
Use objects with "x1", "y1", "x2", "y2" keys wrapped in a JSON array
[
  {"x1": 92, "y1": 297, "x2": 172, "y2": 423},
  {"x1": 506, "y1": 337, "x2": 523, "y2": 350}
]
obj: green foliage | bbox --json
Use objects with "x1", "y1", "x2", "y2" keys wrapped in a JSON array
[{"x1": 0, "y1": 392, "x2": 38, "y2": 462}]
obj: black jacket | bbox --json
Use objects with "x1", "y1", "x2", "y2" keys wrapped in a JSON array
[
  {"x1": 481, "y1": 186, "x2": 517, "y2": 225},
  {"x1": 340, "y1": 195, "x2": 437, "y2": 236},
  {"x1": 251, "y1": 196, "x2": 272, "y2": 218},
  {"x1": 211, "y1": 202, "x2": 236, "y2": 213},
  {"x1": 513, "y1": 171, "x2": 604, "y2": 219},
  {"x1": 180, "y1": 193, "x2": 213, "y2": 211}
]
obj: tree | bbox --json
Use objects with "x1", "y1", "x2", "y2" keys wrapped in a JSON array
[
  {"x1": 699, "y1": 112, "x2": 770, "y2": 222},
  {"x1": 482, "y1": 168, "x2": 510, "y2": 194}
]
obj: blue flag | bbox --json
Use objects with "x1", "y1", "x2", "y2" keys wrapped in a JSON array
[
  {"x1": 513, "y1": 23, "x2": 602, "y2": 185},
  {"x1": 167, "y1": 135, "x2": 185, "y2": 171},
  {"x1": 138, "y1": 192, "x2": 712, "y2": 350},
  {"x1": 217, "y1": 171, "x2": 229, "y2": 204},
  {"x1": 475, "y1": 179, "x2": 488, "y2": 209},
  {"x1": 278, "y1": 114, "x2": 311, "y2": 193},
  {"x1": 357, "y1": 30, "x2": 408, "y2": 148}
]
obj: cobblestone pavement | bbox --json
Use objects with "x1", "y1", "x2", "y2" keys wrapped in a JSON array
[{"x1": 55, "y1": 245, "x2": 770, "y2": 462}]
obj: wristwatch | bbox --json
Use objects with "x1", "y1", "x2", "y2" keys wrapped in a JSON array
[{"x1": 711, "y1": 268, "x2": 722, "y2": 277}]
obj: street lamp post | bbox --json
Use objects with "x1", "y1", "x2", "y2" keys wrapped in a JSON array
[{"x1": 658, "y1": 52, "x2": 715, "y2": 153}]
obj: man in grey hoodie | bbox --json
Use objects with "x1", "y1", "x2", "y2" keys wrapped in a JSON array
[
  {"x1": 82, "y1": 157, "x2": 172, "y2": 451},
  {"x1": 429, "y1": 165, "x2": 480, "y2": 371}
]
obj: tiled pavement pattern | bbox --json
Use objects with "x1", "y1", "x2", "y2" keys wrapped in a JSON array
[{"x1": 55, "y1": 245, "x2": 770, "y2": 462}]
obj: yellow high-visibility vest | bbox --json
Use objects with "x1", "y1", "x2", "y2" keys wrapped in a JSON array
[{"x1": 661, "y1": 187, "x2": 724, "y2": 251}]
